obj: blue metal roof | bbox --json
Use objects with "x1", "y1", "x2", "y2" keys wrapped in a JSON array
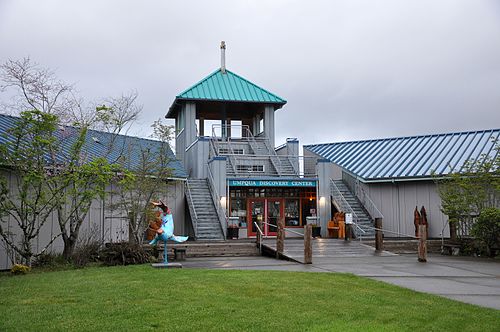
[
  {"x1": 304, "y1": 129, "x2": 500, "y2": 181},
  {"x1": 167, "y1": 68, "x2": 286, "y2": 117},
  {"x1": 0, "y1": 113, "x2": 188, "y2": 178}
]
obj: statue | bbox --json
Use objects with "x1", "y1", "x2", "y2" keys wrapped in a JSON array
[{"x1": 149, "y1": 200, "x2": 188, "y2": 264}]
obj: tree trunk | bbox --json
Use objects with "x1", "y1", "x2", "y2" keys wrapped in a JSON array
[
  {"x1": 62, "y1": 234, "x2": 76, "y2": 260},
  {"x1": 449, "y1": 221, "x2": 457, "y2": 241}
]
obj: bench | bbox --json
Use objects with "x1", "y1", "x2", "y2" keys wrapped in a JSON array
[
  {"x1": 442, "y1": 244, "x2": 461, "y2": 256},
  {"x1": 173, "y1": 248, "x2": 186, "y2": 261}
]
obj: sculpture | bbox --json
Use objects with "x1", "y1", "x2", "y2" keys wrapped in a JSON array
[{"x1": 149, "y1": 200, "x2": 188, "y2": 264}]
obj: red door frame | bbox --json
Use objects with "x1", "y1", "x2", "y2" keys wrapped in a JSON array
[{"x1": 247, "y1": 198, "x2": 283, "y2": 237}]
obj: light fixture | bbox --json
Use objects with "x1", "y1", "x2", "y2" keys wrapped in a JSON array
[{"x1": 220, "y1": 196, "x2": 227, "y2": 207}]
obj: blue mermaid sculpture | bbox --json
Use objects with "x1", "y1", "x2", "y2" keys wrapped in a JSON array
[{"x1": 149, "y1": 200, "x2": 188, "y2": 263}]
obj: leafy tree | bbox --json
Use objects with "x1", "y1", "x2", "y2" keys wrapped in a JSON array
[
  {"x1": 471, "y1": 207, "x2": 500, "y2": 257},
  {"x1": 114, "y1": 119, "x2": 175, "y2": 244},
  {"x1": 0, "y1": 110, "x2": 63, "y2": 265},
  {"x1": 436, "y1": 139, "x2": 500, "y2": 240},
  {"x1": 51, "y1": 125, "x2": 124, "y2": 259}
]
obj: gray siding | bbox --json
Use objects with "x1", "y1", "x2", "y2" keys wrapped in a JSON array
[
  {"x1": 362, "y1": 180, "x2": 449, "y2": 238},
  {"x1": 0, "y1": 171, "x2": 186, "y2": 270}
]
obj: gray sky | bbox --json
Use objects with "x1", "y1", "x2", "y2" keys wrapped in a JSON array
[{"x1": 1, "y1": 0, "x2": 499, "y2": 147}]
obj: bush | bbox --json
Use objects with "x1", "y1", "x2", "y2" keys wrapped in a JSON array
[
  {"x1": 72, "y1": 242, "x2": 102, "y2": 268},
  {"x1": 32, "y1": 252, "x2": 66, "y2": 268},
  {"x1": 471, "y1": 207, "x2": 500, "y2": 257},
  {"x1": 99, "y1": 242, "x2": 150, "y2": 266},
  {"x1": 10, "y1": 264, "x2": 31, "y2": 275}
]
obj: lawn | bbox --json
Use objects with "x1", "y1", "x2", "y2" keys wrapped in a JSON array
[{"x1": 0, "y1": 265, "x2": 499, "y2": 331}]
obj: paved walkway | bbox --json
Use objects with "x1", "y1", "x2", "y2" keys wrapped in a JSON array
[{"x1": 181, "y1": 239, "x2": 500, "y2": 310}]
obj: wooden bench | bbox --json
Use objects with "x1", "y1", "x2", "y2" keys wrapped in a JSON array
[
  {"x1": 173, "y1": 248, "x2": 186, "y2": 261},
  {"x1": 442, "y1": 244, "x2": 461, "y2": 256}
]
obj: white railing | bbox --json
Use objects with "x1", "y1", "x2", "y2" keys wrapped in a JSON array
[
  {"x1": 211, "y1": 124, "x2": 300, "y2": 178},
  {"x1": 207, "y1": 164, "x2": 228, "y2": 239},
  {"x1": 330, "y1": 179, "x2": 365, "y2": 239},
  {"x1": 185, "y1": 180, "x2": 199, "y2": 237},
  {"x1": 253, "y1": 221, "x2": 264, "y2": 253},
  {"x1": 354, "y1": 181, "x2": 384, "y2": 220}
]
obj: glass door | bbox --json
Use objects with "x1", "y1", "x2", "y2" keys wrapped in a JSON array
[
  {"x1": 266, "y1": 199, "x2": 282, "y2": 236},
  {"x1": 247, "y1": 199, "x2": 284, "y2": 236}
]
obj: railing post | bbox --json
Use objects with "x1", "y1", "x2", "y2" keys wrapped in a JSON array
[
  {"x1": 257, "y1": 219, "x2": 263, "y2": 245},
  {"x1": 304, "y1": 224, "x2": 312, "y2": 264},
  {"x1": 276, "y1": 217, "x2": 285, "y2": 258},
  {"x1": 418, "y1": 224, "x2": 427, "y2": 262},
  {"x1": 375, "y1": 218, "x2": 383, "y2": 251}
]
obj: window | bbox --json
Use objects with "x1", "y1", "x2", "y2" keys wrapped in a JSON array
[
  {"x1": 229, "y1": 198, "x2": 247, "y2": 227},
  {"x1": 219, "y1": 148, "x2": 244, "y2": 155},
  {"x1": 236, "y1": 165, "x2": 264, "y2": 173},
  {"x1": 285, "y1": 199, "x2": 300, "y2": 226}
]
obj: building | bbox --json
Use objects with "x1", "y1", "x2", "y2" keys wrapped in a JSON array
[
  {"x1": 168, "y1": 42, "x2": 319, "y2": 240},
  {"x1": 0, "y1": 113, "x2": 188, "y2": 269},
  {"x1": 304, "y1": 129, "x2": 500, "y2": 239}
]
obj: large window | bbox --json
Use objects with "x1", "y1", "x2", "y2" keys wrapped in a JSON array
[
  {"x1": 229, "y1": 196, "x2": 247, "y2": 227},
  {"x1": 285, "y1": 199, "x2": 300, "y2": 226}
]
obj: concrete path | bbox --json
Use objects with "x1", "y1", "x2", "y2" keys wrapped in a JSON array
[{"x1": 181, "y1": 239, "x2": 500, "y2": 310}]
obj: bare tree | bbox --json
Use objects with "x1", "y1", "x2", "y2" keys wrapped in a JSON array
[{"x1": 0, "y1": 58, "x2": 76, "y2": 122}]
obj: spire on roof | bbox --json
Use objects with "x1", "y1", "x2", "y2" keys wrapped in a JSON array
[{"x1": 220, "y1": 41, "x2": 226, "y2": 74}]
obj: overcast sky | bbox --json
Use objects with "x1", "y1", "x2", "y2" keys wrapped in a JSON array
[{"x1": 1, "y1": 0, "x2": 499, "y2": 147}]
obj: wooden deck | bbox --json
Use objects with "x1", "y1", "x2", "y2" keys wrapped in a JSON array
[{"x1": 262, "y1": 238, "x2": 396, "y2": 264}]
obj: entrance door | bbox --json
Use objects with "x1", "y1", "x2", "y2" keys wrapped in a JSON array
[
  {"x1": 266, "y1": 199, "x2": 281, "y2": 236},
  {"x1": 247, "y1": 199, "x2": 282, "y2": 236}
]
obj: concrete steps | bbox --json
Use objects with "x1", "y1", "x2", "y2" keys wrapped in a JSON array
[
  {"x1": 149, "y1": 240, "x2": 260, "y2": 259},
  {"x1": 332, "y1": 180, "x2": 375, "y2": 237},
  {"x1": 186, "y1": 179, "x2": 224, "y2": 241}
]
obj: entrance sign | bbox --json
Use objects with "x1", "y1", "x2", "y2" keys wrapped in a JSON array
[{"x1": 228, "y1": 179, "x2": 316, "y2": 187}]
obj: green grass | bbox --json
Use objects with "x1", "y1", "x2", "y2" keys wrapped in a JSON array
[{"x1": 0, "y1": 265, "x2": 499, "y2": 331}]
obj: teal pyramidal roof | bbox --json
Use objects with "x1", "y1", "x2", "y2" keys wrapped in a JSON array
[{"x1": 168, "y1": 69, "x2": 286, "y2": 116}]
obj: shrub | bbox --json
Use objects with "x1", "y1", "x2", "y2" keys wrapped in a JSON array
[
  {"x1": 471, "y1": 207, "x2": 500, "y2": 257},
  {"x1": 99, "y1": 242, "x2": 150, "y2": 266},
  {"x1": 72, "y1": 242, "x2": 101, "y2": 268},
  {"x1": 32, "y1": 252, "x2": 66, "y2": 268},
  {"x1": 10, "y1": 264, "x2": 31, "y2": 275}
]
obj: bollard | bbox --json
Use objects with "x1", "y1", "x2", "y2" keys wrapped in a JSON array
[
  {"x1": 418, "y1": 224, "x2": 427, "y2": 262},
  {"x1": 375, "y1": 218, "x2": 383, "y2": 251},
  {"x1": 276, "y1": 218, "x2": 285, "y2": 258},
  {"x1": 304, "y1": 224, "x2": 312, "y2": 264}
]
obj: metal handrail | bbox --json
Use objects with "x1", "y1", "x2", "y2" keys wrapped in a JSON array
[
  {"x1": 360, "y1": 224, "x2": 418, "y2": 239},
  {"x1": 354, "y1": 180, "x2": 384, "y2": 219},
  {"x1": 330, "y1": 179, "x2": 366, "y2": 239},
  {"x1": 185, "y1": 180, "x2": 199, "y2": 237},
  {"x1": 262, "y1": 221, "x2": 306, "y2": 237},
  {"x1": 253, "y1": 221, "x2": 264, "y2": 253},
  {"x1": 207, "y1": 163, "x2": 228, "y2": 239}
]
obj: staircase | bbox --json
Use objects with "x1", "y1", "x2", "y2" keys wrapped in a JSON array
[
  {"x1": 216, "y1": 138, "x2": 298, "y2": 177},
  {"x1": 331, "y1": 180, "x2": 375, "y2": 237},
  {"x1": 186, "y1": 179, "x2": 224, "y2": 240}
]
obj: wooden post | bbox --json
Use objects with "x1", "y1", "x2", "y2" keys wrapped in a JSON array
[
  {"x1": 375, "y1": 218, "x2": 383, "y2": 252},
  {"x1": 276, "y1": 218, "x2": 285, "y2": 258},
  {"x1": 304, "y1": 224, "x2": 312, "y2": 264},
  {"x1": 418, "y1": 224, "x2": 427, "y2": 262}
]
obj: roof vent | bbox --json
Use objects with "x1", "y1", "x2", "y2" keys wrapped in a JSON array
[{"x1": 220, "y1": 41, "x2": 226, "y2": 74}]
